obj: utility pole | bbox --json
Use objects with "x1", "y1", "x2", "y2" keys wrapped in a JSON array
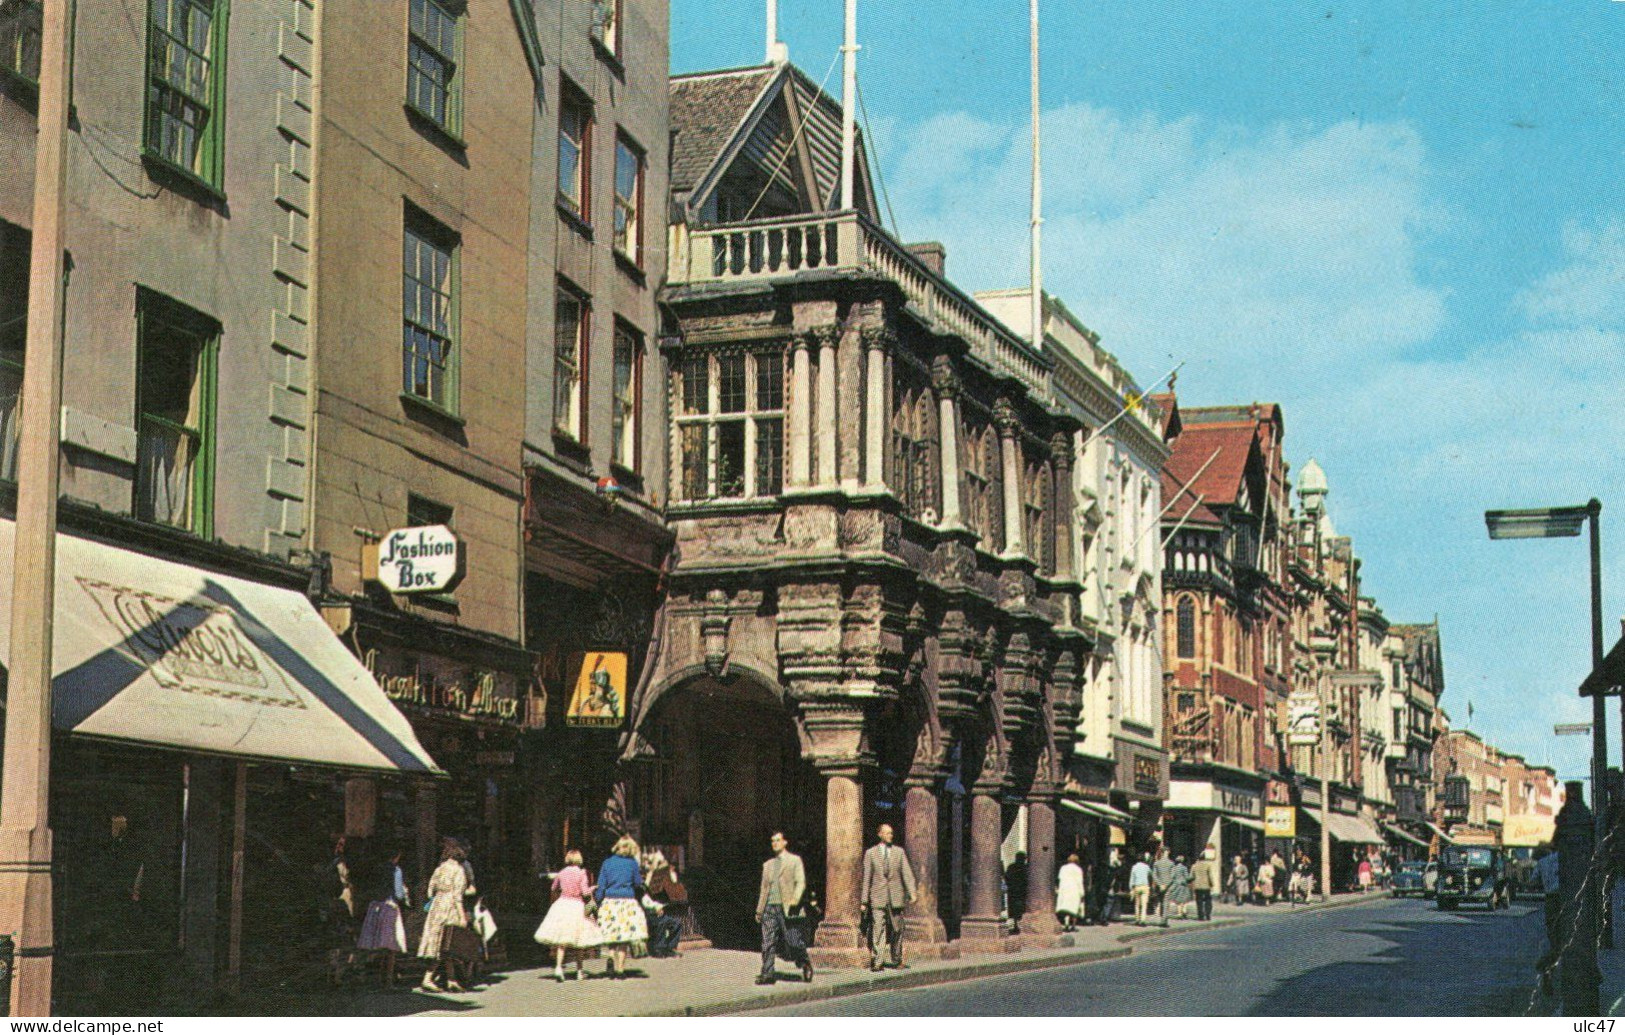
[
  {"x1": 1319, "y1": 672, "x2": 1332, "y2": 903},
  {"x1": 839, "y1": 0, "x2": 858, "y2": 210},
  {"x1": 0, "y1": 0, "x2": 73, "y2": 1016},
  {"x1": 1029, "y1": 0, "x2": 1042, "y2": 353}
]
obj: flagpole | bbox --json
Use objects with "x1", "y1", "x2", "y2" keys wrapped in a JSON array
[
  {"x1": 1029, "y1": 0, "x2": 1042, "y2": 352},
  {"x1": 1079, "y1": 362, "x2": 1185, "y2": 453},
  {"x1": 839, "y1": 0, "x2": 858, "y2": 209}
]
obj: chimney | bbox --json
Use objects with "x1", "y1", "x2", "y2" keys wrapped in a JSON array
[{"x1": 906, "y1": 241, "x2": 947, "y2": 277}]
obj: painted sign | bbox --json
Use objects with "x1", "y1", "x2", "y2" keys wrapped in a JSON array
[
  {"x1": 1287, "y1": 690, "x2": 1321, "y2": 746},
  {"x1": 1264, "y1": 805, "x2": 1297, "y2": 838},
  {"x1": 567, "y1": 652, "x2": 628, "y2": 728},
  {"x1": 376, "y1": 525, "x2": 463, "y2": 594},
  {"x1": 364, "y1": 647, "x2": 528, "y2": 726}
]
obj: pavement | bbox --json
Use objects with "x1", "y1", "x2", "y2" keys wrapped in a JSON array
[{"x1": 203, "y1": 889, "x2": 1395, "y2": 1017}]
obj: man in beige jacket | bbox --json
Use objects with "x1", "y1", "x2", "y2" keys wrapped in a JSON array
[
  {"x1": 755, "y1": 831, "x2": 812, "y2": 984},
  {"x1": 860, "y1": 823, "x2": 917, "y2": 970}
]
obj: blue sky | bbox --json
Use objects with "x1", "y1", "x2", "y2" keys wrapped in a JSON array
[{"x1": 673, "y1": 2, "x2": 1625, "y2": 785}]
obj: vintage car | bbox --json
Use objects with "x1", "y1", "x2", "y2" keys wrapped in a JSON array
[
  {"x1": 1391, "y1": 860, "x2": 1437, "y2": 898},
  {"x1": 1436, "y1": 845, "x2": 1509, "y2": 910}
]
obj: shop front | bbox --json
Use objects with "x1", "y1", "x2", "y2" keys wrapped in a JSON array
[
  {"x1": 1297, "y1": 785, "x2": 1386, "y2": 893},
  {"x1": 1113, "y1": 738, "x2": 1168, "y2": 858},
  {"x1": 1164, "y1": 766, "x2": 1266, "y2": 865},
  {"x1": 0, "y1": 518, "x2": 439, "y2": 1010}
]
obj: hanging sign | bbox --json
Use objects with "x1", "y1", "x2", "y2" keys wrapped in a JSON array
[
  {"x1": 374, "y1": 525, "x2": 464, "y2": 594},
  {"x1": 1287, "y1": 690, "x2": 1321, "y2": 746},
  {"x1": 1264, "y1": 805, "x2": 1297, "y2": 839},
  {"x1": 567, "y1": 652, "x2": 628, "y2": 728}
]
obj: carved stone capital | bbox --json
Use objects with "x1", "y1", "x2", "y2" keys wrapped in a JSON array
[
  {"x1": 810, "y1": 324, "x2": 840, "y2": 352},
  {"x1": 860, "y1": 325, "x2": 896, "y2": 353},
  {"x1": 1050, "y1": 432, "x2": 1074, "y2": 472},
  {"x1": 930, "y1": 355, "x2": 961, "y2": 399},
  {"x1": 993, "y1": 396, "x2": 1020, "y2": 436}
]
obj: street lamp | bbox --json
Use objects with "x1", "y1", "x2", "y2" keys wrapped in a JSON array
[{"x1": 1485, "y1": 499, "x2": 1606, "y2": 847}]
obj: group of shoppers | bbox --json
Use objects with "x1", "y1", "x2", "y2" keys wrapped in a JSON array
[{"x1": 532, "y1": 836, "x2": 688, "y2": 982}]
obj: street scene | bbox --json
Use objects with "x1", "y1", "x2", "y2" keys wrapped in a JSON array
[{"x1": 0, "y1": 0, "x2": 1620, "y2": 1021}]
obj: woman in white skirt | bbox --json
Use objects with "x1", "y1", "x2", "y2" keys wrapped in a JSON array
[{"x1": 535, "y1": 849, "x2": 603, "y2": 981}]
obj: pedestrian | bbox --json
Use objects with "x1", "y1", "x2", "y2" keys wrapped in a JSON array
[
  {"x1": 1129, "y1": 852, "x2": 1153, "y2": 926},
  {"x1": 1358, "y1": 855, "x2": 1373, "y2": 892},
  {"x1": 357, "y1": 847, "x2": 408, "y2": 989},
  {"x1": 535, "y1": 849, "x2": 603, "y2": 982},
  {"x1": 755, "y1": 831, "x2": 813, "y2": 985},
  {"x1": 416, "y1": 837, "x2": 469, "y2": 993},
  {"x1": 1190, "y1": 848, "x2": 1218, "y2": 921},
  {"x1": 1056, "y1": 852, "x2": 1085, "y2": 933},
  {"x1": 861, "y1": 823, "x2": 917, "y2": 971},
  {"x1": 1005, "y1": 851, "x2": 1028, "y2": 933},
  {"x1": 1168, "y1": 855, "x2": 1194, "y2": 920},
  {"x1": 595, "y1": 835, "x2": 649, "y2": 979},
  {"x1": 1269, "y1": 850, "x2": 1286, "y2": 901},
  {"x1": 1228, "y1": 854, "x2": 1250, "y2": 906},
  {"x1": 641, "y1": 849, "x2": 687, "y2": 959},
  {"x1": 1535, "y1": 844, "x2": 1562, "y2": 994},
  {"x1": 1255, "y1": 856, "x2": 1275, "y2": 907},
  {"x1": 1151, "y1": 848, "x2": 1176, "y2": 926}
]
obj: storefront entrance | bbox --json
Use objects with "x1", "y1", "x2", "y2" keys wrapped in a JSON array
[{"x1": 627, "y1": 676, "x2": 824, "y2": 949}]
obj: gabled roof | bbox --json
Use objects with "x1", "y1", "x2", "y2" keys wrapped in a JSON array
[
  {"x1": 1164, "y1": 423, "x2": 1258, "y2": 511},
  {"x1": 670, "y1": 62, "x2": 880, "y2": 221}
]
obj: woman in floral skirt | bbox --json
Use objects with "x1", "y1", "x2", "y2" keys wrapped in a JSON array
[
  {"x1": 416, "y1": 838, "x2": 469, "y2": 993},
  {"x1": 594, "y1": 836, "x2": 649, "y2": 978},
  {"x1": 534, "y1": 849, "x2": 603, "y2": 981}
]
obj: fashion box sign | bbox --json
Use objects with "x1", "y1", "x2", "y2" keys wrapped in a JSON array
[{"x1": 374, "y1": 525, "x2": 463, "y2": 594}]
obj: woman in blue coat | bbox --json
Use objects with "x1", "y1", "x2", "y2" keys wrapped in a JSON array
[{"x1": 595, "y1": 836, "x2": 649, "y2": 978}]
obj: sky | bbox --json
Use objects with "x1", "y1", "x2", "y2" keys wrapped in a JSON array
[{"x1": 671, "y1": 1, "x2": 1625, "y2": 786}]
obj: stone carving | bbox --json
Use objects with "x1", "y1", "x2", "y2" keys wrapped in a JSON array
[
  {"x1": 993, "y1": 397, "x2": 1019, "y2": 436},
  {"x1": 701, "y1": 588, "x2": 731, "y2": 678},
  {"x1": 930, "y1": 355, "x2": 961, "y2": 398}
]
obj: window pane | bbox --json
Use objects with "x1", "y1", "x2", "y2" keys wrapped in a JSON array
[
  {"x1": 0, "y1": 0, "x2": 43, "y2": 83},
  {"x1": 148, "y1": 0, "x2": 216, "y2": 175},
  {"x1": 680, "y1": 424, "x2": 708, "y2": 500},
  {"x1": 135, "y1": 302, "x2": 210, "y2": 532},
  {"x1": 403, "y1": 224, "x2": 455, "y2": 407},
  {"x1": 559, "y1": 102, "x2": 588, "y2": 210},
  {"x1": 754, "y1": 351, "x2": 783, "y2": 411},
  {"x1": 553, "y1": 291, "x2": 583, "y2": 436},
  {"x1": 717, "y1": 353, "x2": 746, "y2": 414},
  {"x1": 680, "y1": 354, "x2": 708, "y2": 416},
  {"x1": 613, "y1": 325, "x2": 638, "y2": 468},
  {"x1": 716, "y1": 420, "x2": 745, "y2": 497},
  {"x1": 755, "y1": 417, "x2": 783, "y2": 496}
]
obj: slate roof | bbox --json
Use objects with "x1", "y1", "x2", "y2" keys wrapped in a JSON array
[
  {"x1": 669, "y1": 65, "x2": 779, "y2": 197},
  {"x1": 1162, "y1": 422, "x2": 1257, "y2": 522}
]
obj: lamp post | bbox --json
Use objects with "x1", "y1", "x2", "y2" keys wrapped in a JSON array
[{"x1": 1485, "y1": 501, "x2": 1606, "y2": 844}]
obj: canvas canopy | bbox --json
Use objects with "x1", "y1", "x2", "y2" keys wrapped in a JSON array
[{"x1": 0, "y1": 518, "x2": 439, "y2": 774}]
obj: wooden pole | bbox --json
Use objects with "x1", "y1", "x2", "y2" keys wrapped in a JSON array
[
  {"x1": 0, "y1": 0, "x2": 74, "y2": 1015},
  {"x1": 225, "y1": 763, "x2": 247, "y2": 996}
]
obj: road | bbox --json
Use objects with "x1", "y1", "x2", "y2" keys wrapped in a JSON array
[{"x1": 756, "y1": 895, "x2": 1551, "y2": 1016}]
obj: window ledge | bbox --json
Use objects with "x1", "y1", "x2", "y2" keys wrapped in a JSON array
[
  {"x1": 590, "y1": 35, "x2": 625, "y2": 79},
  {"x1": 141, "y1": 150, "x2": 227, "y2": 206},
  {"x1": 613, "y1": 249, "x2": 646, "y2": 284},
  {"x1": 557, "y1": 197, "x2": 593, "y2": 240},
  {"x1": 550, "y1": 430, "x2": 592, "y2": 474},
  {"x1": 608, "y1": 462, "x2": 644, "y2": 494},
  {"x1": 399, "y1": 391, "x2": 467, "y2": 428},
  {"x1": 404, "y1": 103, "x2": 467, "y2": 153}
]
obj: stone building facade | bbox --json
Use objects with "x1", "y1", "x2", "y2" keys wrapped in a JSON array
[
  {"x1": 634, "y1": 59, "x2": 1164, "y2": 958},
  {"x1": 1434, "y1": 727, "x2": 1507, "y2": 844}
]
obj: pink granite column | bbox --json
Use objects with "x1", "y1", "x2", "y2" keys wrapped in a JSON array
[
  {"x1": 959, "y1": 790, "x2": 1006, "y2": 947},
  {"x1": 814, "y1": 769, "x2": 865, "y2": 952},
  {"x1": 903, "y1": 779, "x2": 947, "y2": 944},
  {"x1": 1022, "y1": 798, "x2": 1062, "y2": 938}
]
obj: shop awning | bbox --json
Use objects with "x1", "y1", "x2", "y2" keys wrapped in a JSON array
[
  {"x1": 0, "y1": 519, "x2": 440, "y2": 774},
  {"x1": 1425, "y1": 822, "x2": 1456, "y2": 846},
  {"x1": 1301, "y1": 809, "x2": 1387, "y2": 845},
  {"x1": 1063, "y1": 798, "x2": 1133, "y2": 826},
  {"x1": 1384, "y1": 823, "x2": 1430, "y2": 849},
  {"x1": 1226, "y1": 815, "x2": 1265, "y2": 832}
]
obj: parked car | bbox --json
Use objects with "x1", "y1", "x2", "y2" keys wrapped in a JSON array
[
  {"x1": 1391, "y1": 860, "x2": 1437, "y2": 898},
  {"x1": 1506, "y1": 847, "x2": 1544, "y2": 899},
  {"x1": 1436, "y1": 845, "x2": 1509, "y2": 910}
]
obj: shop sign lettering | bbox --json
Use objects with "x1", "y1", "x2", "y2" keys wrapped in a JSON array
[
  {"x1": 1133, "y1": 756, "x2": 1161, "y2": 795},
  {"x1": 376, "y1": 525, "x2": 463, "y2": 594},
  {"x1": 1216, "y1": 786, "x2": 1261, "y2": 817},
  {"x1": 1264, "y1": 805, "x2": 1296, "y2": 838},
  {"x1": 364, "y1": 649, "x2": 521, "y2": 724}
]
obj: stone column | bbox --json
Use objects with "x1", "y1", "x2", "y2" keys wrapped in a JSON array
[
  {"x1": 903, "y1": 779, "x2": 948, "y2": 944},
  {"x1": 932, "y1": 356, "x2": 963, "y2": 529},
  {"x1": 863, "y1": 326, "x2": 889, "y2": 488},
  {"x1": 816, "y1": 326, "x2": 839, "y2": 486},
  {"x1": 1051, "y1": 431, "x2": 1076, "y2": 580},
  {"x1": 1022, "y1": 797, "x2": 1062, "y2": 938},
  {"x1": 815, "y1": 768, "x2": 867, "y2": 952},
  {"x1": 960, "y1": 789, "x2": 1007, "y2": 947},
  {"x1": 996, "y1": 398, "x2": 1024, "y2": 557},
  {"x1": 790, "y1": 334, "x2": 813, "y2": 486}
]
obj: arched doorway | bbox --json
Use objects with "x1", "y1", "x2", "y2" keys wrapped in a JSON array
[{"x1": 626, "y1": 673, "x2": 824, "y2": 949}]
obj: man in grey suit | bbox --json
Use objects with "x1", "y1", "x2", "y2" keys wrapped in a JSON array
[
  {"x1": 754, "y1": 831, "x2": 813, "y2": 985},
  {"x1": 861, "y1": 823, "x2": 917, "y2": 971}
]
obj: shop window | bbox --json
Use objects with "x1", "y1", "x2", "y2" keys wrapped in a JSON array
[
  {"x1": 611, "y1": 320, "x2": 642, "y2": 471},
  {"x1": 613, "y1": 133, "x2": 643, "y2": 264},
  {"x1": 558, "y1": 83, "x2": 592, "y2": 223},
  {"x1": 674, "y1": 349, "x2": 785, "y2": 500},
  {"x1": 402, "y1": 209, "x2": 460, "y2": 414},
  {"x1": 144, "y1": 0, "x2": 229, "y2": 190},
  {"x1": 406, "y1": 0, "x2": 463, "y2": 135},
  {"x1": 553, "y1": 282, "x2": 588, "y2": 441},
  {"x1": 133, "y1": 288, "x2": 217, "y2": 536},
  {"x1": 0, "y1": 220, "x2": 27, "y2": 482}
]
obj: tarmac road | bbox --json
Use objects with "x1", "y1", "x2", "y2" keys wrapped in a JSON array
[{"x1": 755, "y1": 895, "x2": 1551, "y2": 1016}]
